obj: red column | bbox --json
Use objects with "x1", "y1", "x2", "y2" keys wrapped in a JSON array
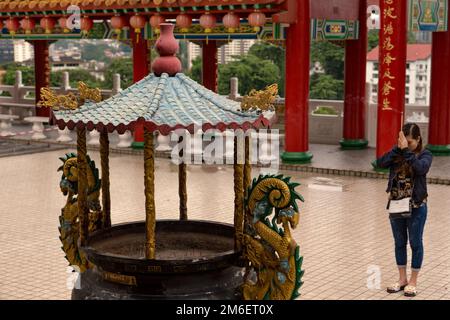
[
  {"x1": 341, "y1": 0, "x2": 368, "y2": 150},
  {"x1": 281, "y1": 0, "x2": 312, "y2": 164},
  {"x1": 374, "y1": 0, "x2": 408, "y2": 168},
  {"x1": 132, "y1": 29, "x2": 150, "y2": 149},
  {"x1": 34, "y1": 40, "x2": 50, "y2": 118},
  {"x1": 428, "y1": 18, "x2": 450, "y2": 155},
  {"x1": 202, "y1": 41, "x2": 218, "y2": 92}
]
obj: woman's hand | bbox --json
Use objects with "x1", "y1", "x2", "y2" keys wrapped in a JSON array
[{"x1": 398, "y1": 131, "x2": 408, "y2": 150}]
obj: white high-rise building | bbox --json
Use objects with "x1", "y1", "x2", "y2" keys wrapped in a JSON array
[
  {"x1": 367, "y1": 44, "x2": 432, "y2": 105},
  {"x1": 186, "y1": 40, "x2": 257, "y2": 69},
  {"x1": 13, "y1": 40, "x2": 34, "y2": 63},
  {"x1": 218, "y1": 40, "x2": 256, "y2": 64}
]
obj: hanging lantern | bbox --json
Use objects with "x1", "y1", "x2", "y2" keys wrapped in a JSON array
[
  {"x1": 248, "y1": 11, "x2": 266, "y2": 32},
  {"x1": 149, "y1": 14, "x2": 165, "y2": 35},
  {"x1": 40, "y1": 17, "x2": 55, "y2": 34},
  {"x1": 20, "y1": 17, "x2": 35, "y2": 34},
  {"x1": 176, "y1": 14, "x2": 192, "y2": 33},
  {"x1": 58, "y1": 17, "x2": 70, "y2": 33},
  {"x1": 80, "y1": 16, "x2": 94, "y2": 36},
  {"x1": 130, "y1": 14, "x2": 146, "y2": 42},
  {"x1": 5, "y1": 18, "x2": 20, "y2": 36},
  {"x1": 199, "y1": 13, "x2": 216, "y2": 33},
  {"x1": 111, "y1": 15, "x2": 126, "y2": 37},
  {"x1": 222, "y1": 12, "x2": 240, "y2": 33}
]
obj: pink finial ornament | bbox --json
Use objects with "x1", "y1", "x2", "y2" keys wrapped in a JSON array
[{"x1": 152, "y1": 23, "x2": 182, "y2": 77}]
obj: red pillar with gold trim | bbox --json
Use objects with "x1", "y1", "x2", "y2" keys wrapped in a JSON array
[
  {"x1": 341, "y1": 0, "x2": 369, "y2": 150},
  {"x1": 281, "y1": 0, "x2": 313, "y2": 164},
  {"x1": 132, "y1": 28, "x2": 150, "y2": 149},
  {"x1": 34, "y1": 40, "x2": 50, "y2": 118},
  {"x1": 202, "y1": 40, "x2": 218, "y2": 92},
  {"x1": 427, "y1": 17, "x2": 450, "y2": 156},
  {"x1": 373, "y1": 0, "x2": 408, "y2": 169}
]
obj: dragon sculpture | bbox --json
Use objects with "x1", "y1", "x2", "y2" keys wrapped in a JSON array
[
  {"x1": 240, "y1": 84, "x2": 278, "y2": 112},
  {"x1": 242, "y1": 174, "x2": 304, "y2": 300},
  {"x1": 58, "y1": 152, "x2": 103, "y2": 272},
  {"x1": 38, "y1": 81, "x2": 102, "y2": 111}
]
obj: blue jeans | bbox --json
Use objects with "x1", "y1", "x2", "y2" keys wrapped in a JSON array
[{"x1": 389, "y1": 204, "x2": 428, "y2": 271}]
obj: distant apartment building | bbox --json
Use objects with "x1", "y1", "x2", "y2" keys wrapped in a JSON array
[
  {"x1": 13, "y1": 40, "x2": 34, "y2": 63},
  {"x1": 218, "y1": 40, "x2": 256, "y2": 64},
  {"x1": 367, "y1": 44, "x2": 431, "y2": 105},
  {"x1": 0, "y1": 40, "x2": 14, "y2": 63},
  {"x1": 186, "y1": 40, "x2": 256, "y2": 69},
  {"x1": 0, "y1": 40, "x2": 33, "y2": 63}
]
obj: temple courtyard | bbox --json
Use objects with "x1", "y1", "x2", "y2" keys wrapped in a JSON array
[{"x1": 0, "y1": 143, "x2": 449, "y2": 300}]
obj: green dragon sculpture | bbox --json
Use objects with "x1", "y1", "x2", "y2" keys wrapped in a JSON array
[
  {"x1": 242, "y1": 174, "x2": 304, "y2": 300},
  {"x1": 58, "y1": 152, "x2": 102, "y2": 272}
]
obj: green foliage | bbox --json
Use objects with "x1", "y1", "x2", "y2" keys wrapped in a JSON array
[
  {"x1": 103, "y1": 57, "x2": 133, "y2": 89},
  {"x1": 310, "y1": 41, "x2": 345, "y2": 80},
  {"x1": 368, "y1": 30, "x2": 380, "y2": 52},
  {"x1": 248, "y1": 42, "x2": 285, "y2": 96},
  {"x1": 312, "y1": 105, "x2": 339, "y2": 115},
  {"x1": 186, "y1": 56, "x2": 202, "y2": 84},
  {"x1": 51, "y1": 69, "x2": 102, "y2": 88},
  {"x1": 309, "y1": 73, "x2": 344, "y2": 100},
  {"x1": 1, "y1": 63, "x2": 35, "y2": 85},
  {"x1": 218, "y1": 54, "x2": 280, "y2": 96}
]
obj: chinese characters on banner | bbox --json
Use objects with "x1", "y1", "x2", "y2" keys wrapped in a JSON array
[
  {"x1": 376, "y1": 0, "x2": 408, "y2": 158},
  {"x1": 380, "y1": 0, "x2": 398, "y2": 112}
]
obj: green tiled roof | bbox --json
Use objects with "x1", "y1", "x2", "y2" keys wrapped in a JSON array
[{"x1": 53, "y1": 73, "x2": 272, "y2": 134}]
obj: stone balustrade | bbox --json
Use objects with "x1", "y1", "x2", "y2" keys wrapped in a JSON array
[{"x1": 0, "y1": 71, "x2": 121, "y2": 121}]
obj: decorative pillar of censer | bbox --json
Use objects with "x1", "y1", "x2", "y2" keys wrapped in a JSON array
[
  {"x1": 100, "y1": 131, "x2": 111, "y2": 228},
  {"x1": 144, "y1": 129, "x2": 156, "y2": 259},
  {"x1": 77, "y1": 127, "x2": 89, "y2": 246}
]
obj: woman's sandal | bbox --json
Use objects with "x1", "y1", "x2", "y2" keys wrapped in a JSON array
[
  {"x1": 387, "y1": 282, "x2": 407, "y2": 293},
  {"x1": 404, "y1": 285, "x2": 417, "y2": 297}
]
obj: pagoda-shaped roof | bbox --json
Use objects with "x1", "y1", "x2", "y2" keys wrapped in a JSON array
[{"x1": 52, "y1": 72, "x2": 274, "y2": 134}]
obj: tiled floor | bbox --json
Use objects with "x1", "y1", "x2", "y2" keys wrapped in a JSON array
[{"x1": 0, "y1": 149, "x2": 449, "y2": 300}]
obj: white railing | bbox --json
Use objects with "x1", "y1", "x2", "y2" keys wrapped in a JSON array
[{"x1": 0, "y1": 71, "x2": 121, "y2": 120}]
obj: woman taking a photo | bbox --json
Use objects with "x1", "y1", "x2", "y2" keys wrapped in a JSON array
[{"x1": 377, "y1": 123, "x2": 433, "y2": 297}]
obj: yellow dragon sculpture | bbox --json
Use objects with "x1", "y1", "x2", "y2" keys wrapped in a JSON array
[
  {"x1": 241, "y1": 84, "x2": 278, "y2": 112},
  {"x1": 242, "y1": 174, "x2": 304, "y2": 300},
  {"x1": 58, "y1": 152, "x2": 103, "y2": 272}
]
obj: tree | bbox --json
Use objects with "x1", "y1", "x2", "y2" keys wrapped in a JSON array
[
  {"x1": 310, "y1": 41, "x2": 345, "y2": 80},
  {"x1": 368, "y1": 30, "x2": 380, "y2": 52},
  {"x1": 1, "y1": 63, "x2": 35, "y2": 85},
  {"x1": 309, "y1": 74, "x2": 344, "y2": 100},
  {"x1": 218, "y1": 54, "x2": 280, "y2": 96},
  {"x1": 248, "y1": 42, "x2": 285, "y2": 96},
  {"x1": 103, "y1": 57, "x2": 133, "y2": 89},
  {"x1": 186, "y1": 56, "x2": 202, "y2": 84},
  {"x1": 51, "y1": 69, "x2": 102, "y2": 88}
]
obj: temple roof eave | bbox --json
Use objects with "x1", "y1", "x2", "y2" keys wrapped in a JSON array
[
  {"x1": 0, "y1": 0, "x2": 285, "y2": 16},
  {"x1": 52, "y1": 72, "x2": 275, "y2": 134}
]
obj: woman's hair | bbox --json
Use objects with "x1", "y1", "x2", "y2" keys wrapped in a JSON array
[
  {"x1": 393, "y1": 123, "x2": 423, "y2": 175},
  {"x1": 402, "y1": 122, "x2": 423, "y2": 153}
]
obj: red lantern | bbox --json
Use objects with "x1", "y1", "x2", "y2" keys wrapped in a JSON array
[
  {"x1": 222, "y1": 12, "x2": 240, "y2": 33},
  {"x1": 58, "y1": 17, "x2": 70, "y2": 33},
  {"x1": 130, "y1": 14, "x2": 146, "y2": 42},
  {"x1": 0, "y1": 20, "x2": 3, "y2": 30},
  {"x1": 40, "y1": 17, "x2": 55, "y2": 34},
  {"x1": 5, "y1": 18, "x2": 20, "y2": 36},
  {"x1": 150, "y1": 14, "x2": 165, "y2": 35},
  {"x1": 111, "y1": 15, "x2": 126, "y2": 36},
  {"x1": 176, "y1": 14, "x2": 191, "y2": 33},
  {"x1": 200, "y1": 13, "x2": 216, "y2": 33},
  {"x1": 81, "y1": 16, "x2": 94, "y2": 36},
  {"x1": 20, "y1": 17, "x2": 35, "y2": 34},
  {"x1": 248, "y1": 11, "x2": 266, "y2": 32}
]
